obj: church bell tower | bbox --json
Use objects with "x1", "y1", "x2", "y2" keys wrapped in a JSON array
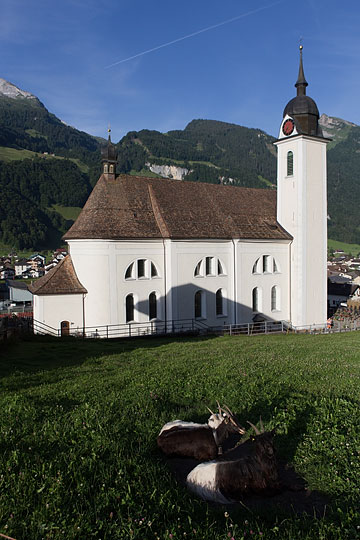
[
  {"x1": 101, "y1": 127, "x2": 118, "y2": 180},
  {"x1": 275, "y1": 46, "x2": 329, "y2": 328}
]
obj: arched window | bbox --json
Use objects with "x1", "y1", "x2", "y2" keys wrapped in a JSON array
[
  {"x1": 287, "y1": 151, "x2": 294, "y2": 176},
  {"x1": 126, "y1": 294, "x2": 134, "y2": 323},
  {"x1": 271, "y1": 286, "x2": 280, "y2": 311},
  {"x1": 149, "y1": 292, "x2": 157, "y2": 320},
  {"x1": 252, "y1": 256, "x2": 280, "y2": 275},
  {"x1": 109, "y1": 164, "x2": 114, "y2": 173},
  {"x1": 205, "y1": 257, "x2": 214, "y2": 275},
  {"x1": 252, "y1": 287, "x2": 260, "y2": 312},
  {"x1": 104, "y1": 163, "x2": 108, "y2": 173},
  {"x1": 125, "y1": 259, "x2": 159, "y2": 280},
  {"x1": 216, "y1": 289, "x2": 223, "y2": 316},
  {"x1": 125, "y1": 263, "x2": 134, "y2": 279},
  {"x1": 195, "y1": 291, "x2": 203, "y2": 319},
  {"x1": 194, "y1": 257, "x2": 226, "y2": 277},
  {"x1": 137, "y1": 259, "x2": 146, "y2": 278},
  {"x1": 252, "y1": 258, "x2": 260, "y2": 274},
  {"x1": 194, "y1": 261, "x2": 202, "y2": 277},
  {"x1": 151, "y1": 262, "x2": 158, "y2": 277},
  {"x1": 263, "y1": 255, "x2": 270, "y2": 273}
]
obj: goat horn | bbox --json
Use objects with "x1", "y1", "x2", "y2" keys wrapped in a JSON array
[
  {"x1": 223, "y1": 405, "x2": 246, "y2": 434},
  {"x1": 216, "y1": 400, "x2": 222, "y2": 413},
  {"x1": 259, "y1": 416, "x2": 265, "y2": 433},
  {"x1": 247, "y1": 420, "x2": 261, "y2": 435},
  {"x1": 229, "y1": 417, "x2": 246, "y2": 435},
  {"x1": 206, "y1": 406, "x2": 215, "y2": 415},
  {"x1": 222, "y1": 404, "x2": 234, "y2": 416}
]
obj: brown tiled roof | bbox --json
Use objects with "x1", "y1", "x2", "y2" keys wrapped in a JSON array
[
  {"x1": 28, "y1": 255, "x2": 87, "y2": 296},
  {"x1": 63, "y1": 174, "x2": 291, "y2": 241}
]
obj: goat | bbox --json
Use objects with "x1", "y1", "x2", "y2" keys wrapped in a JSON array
[
  {"x1": 157, "y1": 403, "x2": 245, "y2": 461},
  {"x1": 186, "y1": 419, "x2": 279, "y2": 504}
]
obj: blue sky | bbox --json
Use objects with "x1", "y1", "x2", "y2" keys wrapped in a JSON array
[{"x1": 2, "y1": 0, "x2": 360, "y2": 141}]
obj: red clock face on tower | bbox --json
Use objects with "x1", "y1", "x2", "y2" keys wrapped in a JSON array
[{"x1": 282, "y1": 118, "x2": 295, "y2": 136}]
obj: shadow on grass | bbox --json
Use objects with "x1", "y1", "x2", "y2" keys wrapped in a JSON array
[{"x1": 0, "y1": 332, "x2": 218, "y2": 379}]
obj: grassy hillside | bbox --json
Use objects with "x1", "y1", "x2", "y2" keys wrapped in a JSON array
[
  {"x1": 328, "y1": 239, "x2": 360, "y2": 256},
  {"x1": 0, "y1": 146, "x2": 38, "y2": 161},
  {"x1": 1, "y1": 333, "x2": 359, "y2": 539},
  {"x1": 50, "y1": 204, "x2": 82, "y2": 221}
]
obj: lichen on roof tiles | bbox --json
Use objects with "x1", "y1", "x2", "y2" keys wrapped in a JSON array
[{"x1": 63, "y1": 174, "x2": 291, "y2": 241}]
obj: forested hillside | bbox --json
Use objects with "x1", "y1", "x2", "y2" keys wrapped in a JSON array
[
  {"x1": 118, "y1": 119, "x2": 277, "y2": 188},
  {"x1": 1, "y1": 78, "x2": 360, "y2": 249},
  {"x1": 0, "y1": 159, "x2": 91, "y2": 248},
  {"x1": 327, "y1": 125, "x2": 360, "y2": 243},
  {"x1": 0, "y1": 94, "x2": 102, "y2": 184},
  {"x1": 0, "y1": 83, "x2": 102, "y2": 249}
]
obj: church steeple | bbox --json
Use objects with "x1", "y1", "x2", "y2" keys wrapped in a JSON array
[
  {"x1": 295, "y1": 45, "x2": 308, "y2": 96},
  {"x1": 275, "y1": 45, "x2": 329, "y2": 328},
  {"x1": 101, "y1": 126, "x2": 118, "y2": 179},
  {"x1": 283, "y1": 45, "x2": 321, "y2": 137}
]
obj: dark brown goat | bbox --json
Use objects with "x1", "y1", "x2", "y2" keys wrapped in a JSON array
[
  {"x1": 157, "y1": 404, "x2": 245, "y2": 461},
  {"x1": 186, "y1": 419, "x2": 279, "y2": 503}
]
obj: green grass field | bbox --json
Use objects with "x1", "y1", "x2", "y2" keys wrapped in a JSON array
[
  {"x1": 0, "y1": 333, "x2": 359, "y2": 539},
  {"x1": 50, "y1": 204, "x2": 82, "y2": 221},
  {"x1": 0, "y1": 147, "x2": 38, "y2": 161},
  {"x1": 328, "y1": 239, "x2": 360, "y2": 256},
  {"x1": 0, "y1": 146, "x2": 89, "y2": 173}
]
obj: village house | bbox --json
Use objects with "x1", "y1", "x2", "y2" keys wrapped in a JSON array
[{"x1": 14, "y1": 258, "x2": 30, "y2": 277}]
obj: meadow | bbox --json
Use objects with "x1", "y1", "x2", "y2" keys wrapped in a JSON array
[{"x1": 0, "y1": 332, "x2": 359, "y2": 539}]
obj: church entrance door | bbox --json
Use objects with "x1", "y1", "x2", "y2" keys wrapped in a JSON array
[{"x1": 61, "y1": 320, "x2": 70, "y2": 336}]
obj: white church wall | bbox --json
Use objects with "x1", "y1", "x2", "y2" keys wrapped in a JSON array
[
  {"x1": 305, "y1": 140, "x2": 327, "y2": 325},
  {"x1": 68, "y1": 240, "x2": 110, "y2": 328},
  {"x1": 67, "y1": 237, "x2": 291, "y2": 330},
  {"x1": 116, "y1": 240, "x2": 165, "y2": 323},
  {"x1": 236, "y1": 240, "x2": 290, "y2": 323},
  {"x1": 276, "y1": 134, "x2": 327, "y2": 328},
  {"x1": 69, "y1": 239, "x2": 165, "y2": 327},
  {"x1": 34, "y1": 294, "x2": 83, "y2": 332},
  {"x1": 166, "y1": 240, "x2": 233, "y2": 327}
]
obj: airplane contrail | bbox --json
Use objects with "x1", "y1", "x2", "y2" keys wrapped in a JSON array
[{"x1": 105, "y1": 0, "x2": 285, "y2": 69}]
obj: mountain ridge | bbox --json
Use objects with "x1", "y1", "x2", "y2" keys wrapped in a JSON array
[
  {"x1": 0, "y1": 78, "x2": 38, "y2": 102},
  {"x1": 1, "y1": 78, "x2": 360, "y2": 249}
]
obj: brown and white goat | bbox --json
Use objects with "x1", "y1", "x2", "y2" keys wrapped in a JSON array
[
  {"x1": 186, "y1": 419, "x2": 279, "y2": 504},
  {"x1": 157, "y1": 404, "x2": 245, "y2": 461}
]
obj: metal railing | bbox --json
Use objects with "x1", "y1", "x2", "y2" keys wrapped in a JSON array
[
  {"x1": 285, "y1": 320, "x2": 360, "y2": 334},
  {"x1": 32, "y1": 318, "x2": 213, "y2": 339},
  {"x1": 223, "y1": 320, "x2": 287, "y2": 336},
  {"x1": 22, "y1": 317, "x2": 360, "y2": 341}
]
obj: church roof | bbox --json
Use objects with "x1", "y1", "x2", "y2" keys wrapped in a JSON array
[
  {"x1": 63, "y1": 174, "x2": 291, "y2": 241},
  {"x1": 28, "y1": 255, "x2": 87, "y2": 296}
]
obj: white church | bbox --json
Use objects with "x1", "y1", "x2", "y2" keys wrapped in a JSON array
[{"x1": 30, "y1": 48, "x2": 328, "y2": 335}]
